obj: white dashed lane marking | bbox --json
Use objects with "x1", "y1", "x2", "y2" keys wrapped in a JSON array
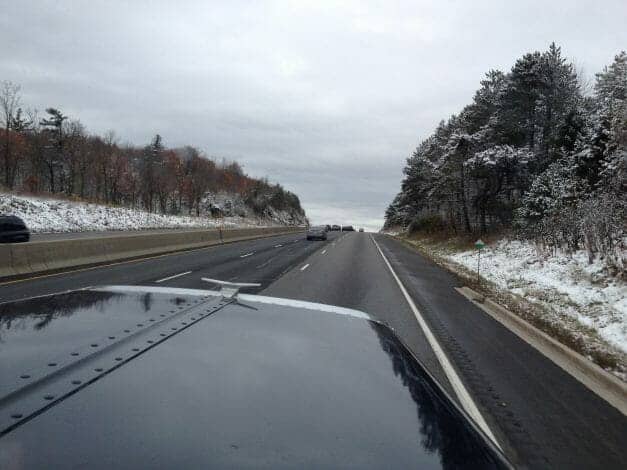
[{"x1": 256, "y1": 258, "x2": 274, "y2": 269}]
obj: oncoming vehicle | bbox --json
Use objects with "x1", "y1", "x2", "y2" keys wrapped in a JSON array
[
  {"x1": 359, "y1": 228, "x2": 364, "y2": 232},
  {"x1": 306, "y1": 225, "x2": 327, "y2": 240},
  {"x1": 341, "y1": 225, "x2": 355, "y2": 232},
  {"x1": 0, "y1": 282, "x2": 511, "y2": 469},
  {"x1": 0, "y1": 215, "x2": 30, "y2": 243},
  {"x1": 330, "y1": 224, "x2": 341, "y2": 231}
]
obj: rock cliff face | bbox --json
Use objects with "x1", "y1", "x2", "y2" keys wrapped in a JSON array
[{"x1": 201, "y1": 191, "x2": 308, "y2": 226}]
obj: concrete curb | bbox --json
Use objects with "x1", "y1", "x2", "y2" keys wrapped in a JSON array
[
  {"x1": 0, "y1": 227, "x2": 303, "y2": 281},
  {"x1": 456, "y1": 286, "x2": 627, "y2": 416}
]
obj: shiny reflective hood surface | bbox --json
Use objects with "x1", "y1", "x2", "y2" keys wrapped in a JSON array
[{"x1": 0, "y1": 287, "x2": 509, "y2": 469}]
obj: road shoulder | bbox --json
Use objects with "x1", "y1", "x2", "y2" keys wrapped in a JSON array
[
  {"x1": 455, "y1": 285, "x2": 627, "y2": 415},
  {"x1": 374, "y1": 234, "x2": 627, "y2": 469}
]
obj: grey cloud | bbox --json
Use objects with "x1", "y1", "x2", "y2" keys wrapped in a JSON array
[{"x1": 2, "y1": 1, "x2": 626, "y2": 230}]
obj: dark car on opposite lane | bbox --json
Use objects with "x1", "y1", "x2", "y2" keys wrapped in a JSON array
[
  {"x1": 306, "y1": 226, "x2": 327, "y2": 240},
  {"x1": 0, "y1": 215, "x2": 30, "y2": 243}
]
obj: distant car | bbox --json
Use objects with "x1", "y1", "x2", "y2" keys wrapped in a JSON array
[
  {"x1": 306, "y1": 226, "x2": 327, "y2": 240},
  {"x1": 325, "y1": 224, "x2": 331, "y2": 231},
  {"x1": 359, "y1": 228, "x2": 364, "y2": 232},
  {"x1": 341, "y1": 225, "x2": 355, "y2": 232},
  {"x1": 0, "y1": 215, "x2": 30, "y2": 243},
  {"x1": 331, "y1": 225, "x2": 341, "y2": 231}
]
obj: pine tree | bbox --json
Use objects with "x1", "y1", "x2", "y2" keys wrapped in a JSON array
[
  {"x1": 494, "y1": 51, "x2": 544, "y2": 149},
  {"x1": 39, "y1": 108, "x2": 68, "y2": 192},
  {"x1": 537, "y1": 43, "x2": 581, "y2": 164},
  {"x1": 140, "y1": 134, "x2": 164, "y2": 212},
  {"x1": 385, "y1": 45, "x2": 624, "y2": 267}
]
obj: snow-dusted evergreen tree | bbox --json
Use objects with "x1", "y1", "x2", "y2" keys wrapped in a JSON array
[
  {"x1": 140, "y1": 134, "x2": 165, "y2": 212},
  {"x1": 39, "y1": 108, "x2": 68, "y2": 193},
  {"x1": 385, "y1": 45, "x2": 625, "y2": 269},
  {"x1": 464, "y1": 70, "x2": 507, "y2": 136},
  {"x1": 536, "y1": 43, "x2": 582, "y2": 163},
  {"x1": 383, "y1": 192, "x2": 407, "y2": 229},
  {"x1": 466, "y1": 145, "x2": 532, "y2": 232},
  {"x1": 492, "y1": 51, "x2": 544, "y2": 149},
  {"x1": 515, "y1": 159, "x2": 586, "y2": 242},
  {"x1": 592, "y1": 51, "x2": 627, "y2": 194}
]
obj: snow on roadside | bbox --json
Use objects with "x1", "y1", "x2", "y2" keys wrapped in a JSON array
[
  {"x1": 447, "y1": 239, "x2": 626, "y2": 354},
  {"x1": 0, "y1": 193, "x2": 289, "y2": 233}
]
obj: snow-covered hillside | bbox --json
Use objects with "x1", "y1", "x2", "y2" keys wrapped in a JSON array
[
  {"x1": 0, "y1": 193, "x2": 304, "y2": 233},
  {"x1": 448, "y1": 240, "x2": 626, "y2": 354}
]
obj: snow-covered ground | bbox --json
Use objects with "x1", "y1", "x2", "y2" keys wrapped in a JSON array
[
  {"x1": 448, "y1": 239, "x2": 626, "y2": 354},
  {"x1": 0, "y1": 193, "x2": 301, "y2": 233}
]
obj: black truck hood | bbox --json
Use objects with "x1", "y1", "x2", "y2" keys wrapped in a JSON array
[{"x1": 0, "y1": 286, "x2": 509, "y2": 469}]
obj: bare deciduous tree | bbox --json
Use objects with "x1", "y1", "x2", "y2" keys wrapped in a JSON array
[{"x1": 0, "y1": 80, "x2": 21, "y2": 188}]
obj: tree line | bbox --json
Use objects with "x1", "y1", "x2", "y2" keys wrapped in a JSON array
[
  {"x1": 384, "y1": 44, "x2": 626, "y2": 270},
  {"x1": 0, "y1": 84, "x2": 305, "y2": 220}
]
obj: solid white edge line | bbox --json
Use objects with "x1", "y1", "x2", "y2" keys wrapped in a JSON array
[
  {"x1": 370, "y1": 235, "x2": 501, "y2": 450},
  {"x1": 155, "y1": 271, "x2": 192, "y2": 283},
  {"x1": 300, "y1": 263, "x2": 310, "y2": 271}
]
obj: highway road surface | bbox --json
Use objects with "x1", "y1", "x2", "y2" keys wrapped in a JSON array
[{"x1": 1, "y1": 231, "x2": 625, "y2": 468}]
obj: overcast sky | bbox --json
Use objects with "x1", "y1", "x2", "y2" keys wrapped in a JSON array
[{"x1": 2, "y1": 1, "x2": 626, "y2": 230}]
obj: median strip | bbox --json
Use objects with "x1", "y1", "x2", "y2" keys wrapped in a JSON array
[{"x1": 0, "y1": 227, "x2": 304, "y2": 281}]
